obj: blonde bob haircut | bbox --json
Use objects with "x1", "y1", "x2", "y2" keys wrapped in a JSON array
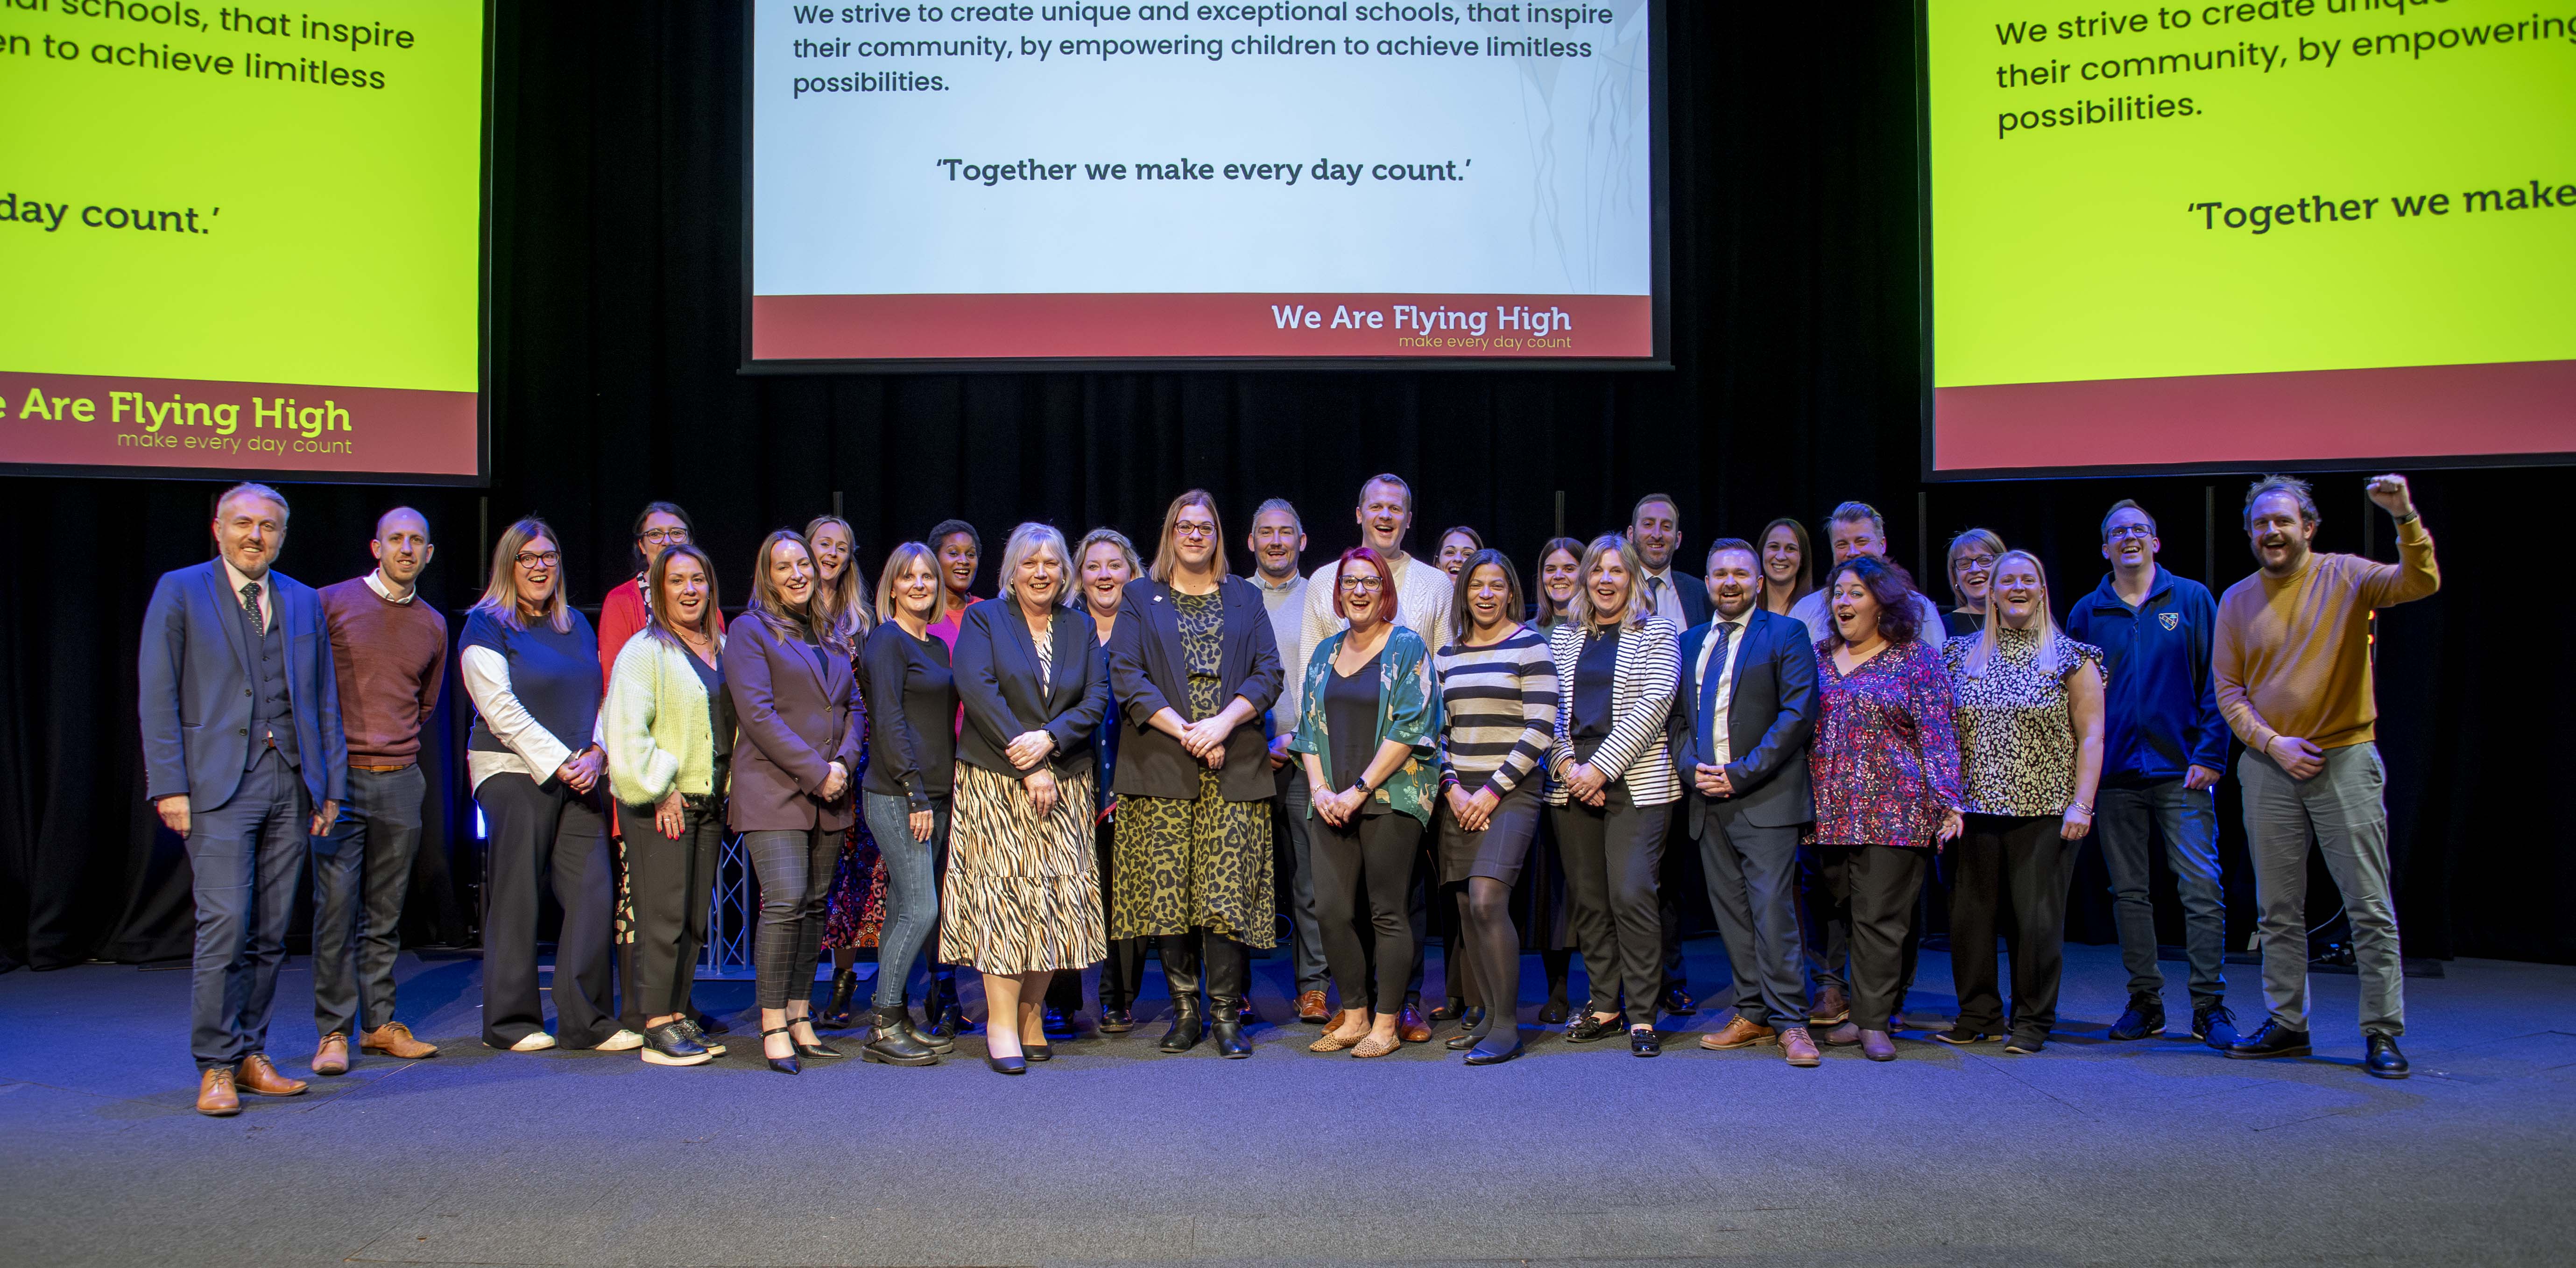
[
  {"x1": 996, "y1": 522, "x2": 1078, "y2": 609},
  {"x1": 1149, "y1": 489, "x2": 1230, "y2": 583},
  {"x1": 471, "y1": 516, "x2": 572, "y2": 634},
  {"x1": 1960, "y1": 549, "x2": 2077, "y2": 678},
  {"x1": 1574, "y1": 533, "x2": 1653, "y2": 630},
  {"x1": 875, "y1": 541, "x2": 941, "y2": 625}
]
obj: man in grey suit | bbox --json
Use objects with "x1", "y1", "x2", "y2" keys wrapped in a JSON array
[
  {"x1": 1668, "y1": 539, "x2": 1820, "y2": 1066},
  {"x1": 139, "y1": 482, "x2": 346, "y2": 1115}
]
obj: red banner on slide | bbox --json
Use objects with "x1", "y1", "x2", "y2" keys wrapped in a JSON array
[
  {"x1": 0, "y1": 371, "x2": 479, "y2": 479},
  {"x1": 1934, "y1": 360, "x2": 2576, "y2": 473},
  {"x1": 751, "y1": 293, "x2": 1654, "y2": 360}
]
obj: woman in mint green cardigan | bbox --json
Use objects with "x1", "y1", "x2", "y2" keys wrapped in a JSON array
[
  {"x1": 603, "y1": 544, "x2": 733, "y2": 1068},
  {"x1": 1288, "y1": 547, "x2": 1441, "y2": 1058}
]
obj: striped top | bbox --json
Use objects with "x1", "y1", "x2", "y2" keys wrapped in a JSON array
[
  {"x1": 1432, "y1": 625, "x2": 1559, "y2": 796},
  {"x1": 1545, "y1": 616, "x2": 1682, "y2": 807}
]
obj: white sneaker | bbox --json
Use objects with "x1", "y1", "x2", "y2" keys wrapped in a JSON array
[
  {"x1": 508, "y1": 1031, "x2": 557, "y2": 1052},
  {"x1": 597, "y1": 1028, "x2": 644, "y2": 1052}
]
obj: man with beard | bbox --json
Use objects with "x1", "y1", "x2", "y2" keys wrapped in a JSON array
[
  {"x1": 1670, "y1": 541, "x2": 1820, "y2": 1065},
  {"x1": 2215, "y1": 474, "x2": 2436, "y2": 1080}
]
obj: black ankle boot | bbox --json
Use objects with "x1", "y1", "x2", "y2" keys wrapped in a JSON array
[
  {"x1": 897, "y1": 1001, "x2": 954, "y2": 1054},
  {"x1": 925, "y1": 982, "x2": 964, "y2": 1043},
  {"x1": 1210, "y1": 1000, "x2": 1251, "y2": 1058},
  {"x1": 863, "y1": 1007, "x2": 939, "y2": 1066},
  {"x1": 821, "y1": 969, "x2": 860, "y2": 1027},
  {"x1": 1159, "y1": 1001, "x2": 1205, "y2": 1053}
]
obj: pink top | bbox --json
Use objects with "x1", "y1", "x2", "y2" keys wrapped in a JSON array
[{"x1": 1810, "y1": 638, "x2": 1963, "y2": 849}]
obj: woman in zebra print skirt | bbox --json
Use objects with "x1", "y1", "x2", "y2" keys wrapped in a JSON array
[{"x1": 944, "y1": 523, "x2": 1113, "y2": 1074}]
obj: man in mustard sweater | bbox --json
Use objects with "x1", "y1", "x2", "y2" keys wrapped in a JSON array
[{"x1": 2214, "y1": 473, "x2": 2438, "y2": 1079}]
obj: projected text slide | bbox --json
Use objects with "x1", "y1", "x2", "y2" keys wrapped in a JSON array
[
  {"x1": 0, "y1": 1, "x2": 484, "y2": 479},
  {"x1": 749, "y1": 1, "x2": 1657, "y2": 362},
  {"x1": 1924, "y1": 0, "x2": 2575, "y2": 473}
]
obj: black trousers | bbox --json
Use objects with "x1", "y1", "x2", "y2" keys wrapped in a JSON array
[
  {"x1": 1799, "y1": 843, "x2": 1850, "y2": 997},
  {"x1": 743, "y1": 826, "x2": 839, "y2": 1012},
  {"x1": 616, "y1": 798, "x2": 720, "y2": 1021},
  {"x1": 1812, "y1": 843, "x2": 1927, "y2": 1032},
  {"x1": 477, "y1": 772, "x2": 616, "y2": 1049},
  {"x1": 1948, "y1": 814, "x2": 2079, "y2": 1040},
  {"x1": 1552, "y1": 789, "x2": 1669, "y2": 1027},
  {"x1": 1313, "y1": 810, "x2": 1423, "y2": 1014},
  {"x1": 1047, "y1": 820, "x2": 1141, "y2": 1015}
]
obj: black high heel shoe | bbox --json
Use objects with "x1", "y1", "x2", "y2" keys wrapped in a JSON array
[
  {"x1": 762, "y1": 1026, "x2": 799, "y2": 1075},
  {"x1": 985, "y1": 1041, "x2": 1027, "y2": 1075},
  {"x1": 788, "y1": 1018, "x2": 842, "y2": 1060},
  {"x1": 1023, "y1": 1042, "x2": 1052, "y2": 1062}
]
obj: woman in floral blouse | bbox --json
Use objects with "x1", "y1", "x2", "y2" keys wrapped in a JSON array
[
  {"x1": 1938, "y1": 549, "x2": 2105, "y2": 1055},
  {"x1": 1291, "y1": 547, "x2": 1441, "y2": 1059},
  {"x1": 1810, "y1": 555, "x2": 1964, "y2": 1063}
]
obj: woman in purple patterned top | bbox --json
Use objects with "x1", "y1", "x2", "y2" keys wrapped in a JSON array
[{"x1": 1809, "y1": 555, "x2": 1964, "y2": 1062}]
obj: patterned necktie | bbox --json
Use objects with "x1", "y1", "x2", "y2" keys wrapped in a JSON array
[
  {"x1": 1700, "y1": 621, "x2": 1734, "y2": 767},
  {"x1": 240, "y1": 581, "x2": 264, "y2": 635}
]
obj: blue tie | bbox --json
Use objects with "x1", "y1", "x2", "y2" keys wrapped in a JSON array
[{"x1": 1697, "y1": 622, "x2": 1734, "y2": 769}]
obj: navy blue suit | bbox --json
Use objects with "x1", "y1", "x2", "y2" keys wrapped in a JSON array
[{"x1": 139, "y1": 559, "x2": 347, "y2": 1071}]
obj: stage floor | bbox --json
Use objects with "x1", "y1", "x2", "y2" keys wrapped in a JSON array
[{"x1": 4, "y1": 940, "x2": 2571, "y2": 1267}]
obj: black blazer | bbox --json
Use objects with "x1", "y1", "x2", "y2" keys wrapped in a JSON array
[
  {"x1": 1647, "y1": 567, "x2": 1711, "y2": 630},
  {"x1": 1105, "y1": 574, "x2": 1283, "y2": 803},
  {"x1": 953, "y1": 599, "x2": 1108, "y2": 779},
  {"x1": 1667, "y1": 607, "x2": 1815, "y2": 832}
]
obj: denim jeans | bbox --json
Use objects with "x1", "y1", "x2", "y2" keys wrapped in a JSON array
[
  {"x1": 2239, "y1": 743, "x2": 2403, "y2": 1036},
  {"x1": 311, "y1": 764, "x2": 427, "y2": 1038},
  {"x1": 866, "y1": 791, "x2": 949, "y2": 1010},
  {"x1": 2095, "y1": 778, "x2": 2227, "y2": 1004}
]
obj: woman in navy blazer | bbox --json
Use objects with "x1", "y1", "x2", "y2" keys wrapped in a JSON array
[
  {"x1": 1104, "y1": 491, "x2": 1284, "y2": 1057},
  {"x1": 724, "y1": 530, "x2": 866, "y2": 1074},
  {"x1": 946, "y1": 523, "x2": 1112, "y2": 1072}
]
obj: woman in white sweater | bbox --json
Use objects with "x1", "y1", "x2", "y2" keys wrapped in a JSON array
[{"x1": 602, "y1": 544, "x2": 733, "y2": 1068}]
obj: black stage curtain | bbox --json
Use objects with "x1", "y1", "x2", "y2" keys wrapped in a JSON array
[{"x1": 4, "y1": 2, "x2": 2565, "y2": 972}]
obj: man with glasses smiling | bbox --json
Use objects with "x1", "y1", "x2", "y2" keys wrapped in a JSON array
[{"x1": 2067, "y1": 499, "x2": 2237, "y2": 1048}]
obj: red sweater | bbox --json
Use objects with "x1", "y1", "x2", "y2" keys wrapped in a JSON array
[{"x1": 318, "y1": 575, "x2": 449, "y2": 765}]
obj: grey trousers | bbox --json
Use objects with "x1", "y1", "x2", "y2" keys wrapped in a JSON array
[
  {"x1": 1694, "y1": 803, "x2": 1806, "y2": 1029},
  {"x1": 743, "y1": 826, "x2": 840, "y2": 1012},
  {"x1": 1277, "y1": 765, "x2": 1328, "y2": 995},
  {"x1": 2239, "y1": 743, "x2": 2403, "y2": 1037},
  {"x1": 2095, "y1": 778, "x2": 2227, "y2": 1004},
  {"x1": 311, "y1": 764, "x2": 427, "y2": 1038}
]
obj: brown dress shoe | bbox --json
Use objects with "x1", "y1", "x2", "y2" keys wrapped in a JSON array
[
  {"x1": 235, "y1": 1054, "x2": 308, "y2": 1097},
  {"x1": 1778, "y1": 1026, "x2": 1822, "y2": 1067},
  {"x1": 311, "y1": 1033, "x2": 350, "y2": 1077},
  {"x1": 1296, "y1": 991, "x2": 1330, "y2": 1024},
  {"x1": 196, "y1": 1067, "x2": 240, "y2": 1116},
  {"x1": 1698, "y1": 1015, "x2": 1778, "y2": 1050},
  {"x1": 1859, "y1": 1028, "x2": 1898, "y2": 1062},
  {"x1": 1820, "y1": 1021, "x2": 1862, "y2": 1046},
  {"x1": 1397, "y1": 1005, "x2": 1433, "y2": 1044},
  {"x1": 360, "y1": 1021, "x2": 440, "y2": 1059},
  {"x1": 1808, "y1": 985, "x2": 1850, "y2": 1025}
]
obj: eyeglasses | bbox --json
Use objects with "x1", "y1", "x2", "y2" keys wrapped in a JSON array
[
  {"x1": 638, "y1": 528, "x2": 689, "y2": 545},
  {"x1": 1955, "y1": 553, "x2": 1997, "y2": 571},
  {"x1": 1173, "y1": 521, "x2": 1217, "y2": 540},
  {"x1": 514, "y1": 551, "x2": 562, "y2": 569},
  {"x1": 2106, "y1": 525, "x2": 2155, "y2": 541},
  {"x1": 1338, "y1": 575, "x2": 1384, "y2": 592}
]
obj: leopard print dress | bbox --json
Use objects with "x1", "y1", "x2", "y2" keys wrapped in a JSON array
[
  {"x1": 1944, "y1": 625, "x2": 2106, "y2": 817},
  {"x1": 1109, "y1": 589, "x2": 1278, "y2": 948}
]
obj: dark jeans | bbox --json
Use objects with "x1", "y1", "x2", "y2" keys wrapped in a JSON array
[
  {"x1": 477, "y1": 772, "x2": 616, "y2": 1049},
  {"x1": 1814, "y1": 843, "x2": 1927, "y2": 1032},
  {"x1": 1694, "y1": 803, "x2": 1807, "y2": 1029},
  {"x1": 1949, "y1": 814, "x2": 2079, "y2": 1039},
  {"x1": 185, "y1": 748, "x2": 308, "y2": 1071},
  {"x1": 744, "y1": 826, "x2": 840, "y2": 1012},
  {"x1": 1312, "y1": 810, "x2": 1423, "y2": 1014},
  {"x1": 2097, "y1": 778, "x2": 2227, "y2": 1004},
  {"x1": 1552, "y1": 789, "x2": 1670, "y2": 1028},
  {"x1": 616, "y1": 797, "x2": 720, "y2": 1021},
  {"x1": 864, "y1": 792, "x2": 948, "y2": 1012},
  {"x1": 311, "y1": 763, "x2": 425, "y2": 1039}
]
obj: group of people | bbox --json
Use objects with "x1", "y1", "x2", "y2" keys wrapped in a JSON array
[{"x1": 139, "y1": 469, "x2": 2439, "y2": 1113}]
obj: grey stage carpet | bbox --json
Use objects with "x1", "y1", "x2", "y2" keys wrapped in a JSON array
[{"x1": 3, "y1": 939, "x2": 2572, "y2": 1267}]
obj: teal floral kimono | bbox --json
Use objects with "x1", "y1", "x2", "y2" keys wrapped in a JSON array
[{"x1": 1287, "y1": 626, "x2": 1442, "y2": 827}]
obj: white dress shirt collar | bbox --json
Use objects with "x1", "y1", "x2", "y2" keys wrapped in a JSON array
[{"x1": 365, "y1": 568, "x2": 416, "y2": 604}]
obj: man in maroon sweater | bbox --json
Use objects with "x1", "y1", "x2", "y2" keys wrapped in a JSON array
[{"x1": 310, "y1": 508, "x2": 448, "y2": 1073}]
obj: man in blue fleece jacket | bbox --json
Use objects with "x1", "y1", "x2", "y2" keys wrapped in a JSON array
[{"x1": 2065, "y1": 500, "x2": 2237, "y2": 1050}]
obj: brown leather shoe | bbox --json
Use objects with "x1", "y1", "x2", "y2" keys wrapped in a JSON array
[
  {"x1": 1296, "y1": 990, "x2": 1330, "y2": 1024},
  {"x1": 1859, "y1": 1028, "x2": 1898, "y2": 1062},
  {"x1": 235, "y1": 1054, "x2": 308, "y2": 1097},
  {"x1": 360, "y1": 1021, "x2": 439, "y2": 1059},
  {"x1": 195, "y1": 1067, "x2": 240, "y2": 1116},
  {"x1": 1808, "y1": 985, "x2": 1850, "y2": 1025},
  {"x1": 1820, "y1": 1021, "x2": 1862, "y2": 1046},
  {"x1": 1397, "y1": 1004, "x2": 1432, "y2": 1044},
  {"x1": 1698, "y1": 1015, "x2": 1778, "y2": 1050},
  {"x1": 311, "y1": 1033, "x2": 350, "y2": 1077},
  {"x1": 1778, "y1": 1026, "x2": 1822, "y2": 1067}
]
